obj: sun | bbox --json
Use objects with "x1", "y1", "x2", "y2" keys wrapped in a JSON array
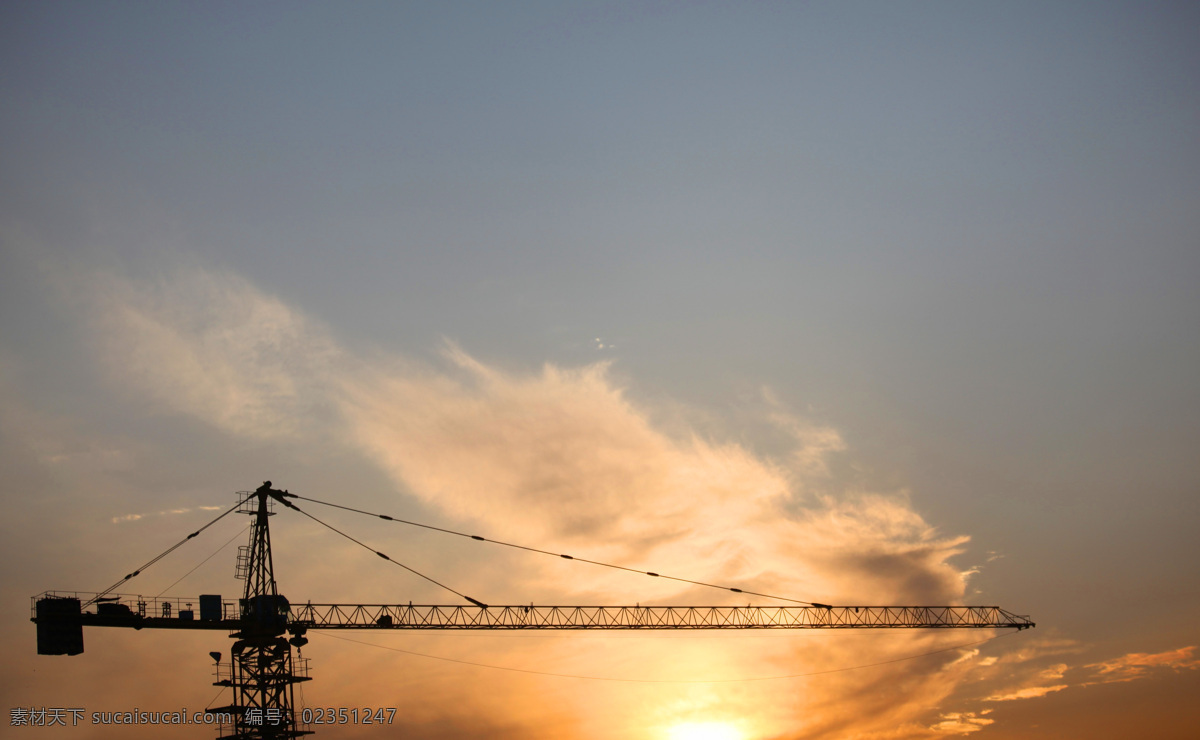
[{"x1": 666, "y1": 722, "x2": 744, "y2": 740}]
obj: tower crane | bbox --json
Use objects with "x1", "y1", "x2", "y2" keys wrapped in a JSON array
[{"x1": 33, "y1": 482, "x2": 1035, "y2": 739}]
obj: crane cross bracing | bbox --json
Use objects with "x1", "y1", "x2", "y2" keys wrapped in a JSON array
[{"x1": 291, "y1": 603, "x2": 1035, "y2": 630}]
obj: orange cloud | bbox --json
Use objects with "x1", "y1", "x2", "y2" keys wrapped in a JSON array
[
  {"x1": 72, "y1": 265, "x2": 1031, "y2": 740},
  {"x1": 1085, "y1": 646, "x2": 1200, "y2": 684},
  {"x1": 929, "y1": 640, "x2": 1200, "y2": 736},
  {"x1": 983, "y1": 684, "x2": 1068, "y2": 701},
  {"x1": 929, "y1": 711, "x2": 993, "y2": 735}
]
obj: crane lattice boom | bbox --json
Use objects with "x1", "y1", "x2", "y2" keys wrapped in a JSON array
[
  {"x1": 294, "y1": 603, "x2": 1034, "y2": 630},
  {"x1": 34, "y1": 594, "x2": 1036, "y2": 632}
]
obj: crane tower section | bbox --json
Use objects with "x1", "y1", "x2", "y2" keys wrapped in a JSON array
[{"x1": 208, "y1": 483, "x2": 312, "y2": 739}]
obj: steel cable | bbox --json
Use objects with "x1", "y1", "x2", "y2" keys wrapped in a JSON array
[
  {"x1": 287, "y1": 493, "x2": 828, "y2": 608},
  {"x1": 286, "y1": 501, "x2": 487, "y2": 608},
  {"x1": 87, "y1": 492, "x2": 253, "y2": 607}
]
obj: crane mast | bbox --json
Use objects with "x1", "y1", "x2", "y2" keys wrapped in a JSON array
[
  {"x1": 210, "y1": 483, "x2": 311, "y2": 739},
  {"x1": 33, "y1": 482, "x2": 1035, "y2": 738}
]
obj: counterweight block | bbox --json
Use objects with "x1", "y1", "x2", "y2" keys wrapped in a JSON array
[{"x1": 36, "y1": 596, "x2": 84, "y2": 656}]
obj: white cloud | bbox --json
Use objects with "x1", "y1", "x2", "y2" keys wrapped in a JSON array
[
  {"x1": 762, "y1": 386, "x2": 847, "y2": 480},
  {"x1": 68, "y1": 263, "x2": 1026, "y2": 739},
  {"x1": 85, "y1": 267, "x2": 342, "y2": 440},
  {"x1": 110, "y1": 506, "x2": 225, "y2": 524}
]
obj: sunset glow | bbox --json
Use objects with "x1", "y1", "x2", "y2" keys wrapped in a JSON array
[
  {"x1": 4, "y1": 3, "x2": 1199, "y2": 739},
  {"x1": 666, "y1": 722, "x2": 743, "y2": 740}
]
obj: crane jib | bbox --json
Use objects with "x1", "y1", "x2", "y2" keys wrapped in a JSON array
[{"x1": 33, "y1": 590, "x2": 1034, "y2": 653}]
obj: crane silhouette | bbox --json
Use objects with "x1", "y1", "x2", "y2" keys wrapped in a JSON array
[{"x1": 33, "y1": 482, "x2": 1035, "y2": 738}]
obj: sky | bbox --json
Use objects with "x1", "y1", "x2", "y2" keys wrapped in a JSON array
[{"x1": 1, "y1": 1, "x2": 1198, "y2": 738}]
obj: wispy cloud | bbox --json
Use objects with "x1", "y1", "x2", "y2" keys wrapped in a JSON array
[
  {"x1": 1084, "y1": 646, "x2": 1200, "y2": 684},
  {"x1": 83, "y1": 267, "x2": 342, "y2": 441},
  {"x1": 928, "y1": 640, "x2": 1200, "y2": 736},
  {"x1": 762, "y1": 386, "x2": 846, "y2": 480},
  {"x1": 984, "y1": 684, "x2": 1069, "y2": 702},
  {"x1": 69, "y1": 262, "x2": 1200, "y2": 738},
  {"x1": 929, "y1": 711, "x2": 993, "y2": 735},
  {"x1": 111, "y1": 505, "x2": 223, "y2": 524},
  {"x1": 66, "y1": 263, "x2": 1039, "y2": 738}
]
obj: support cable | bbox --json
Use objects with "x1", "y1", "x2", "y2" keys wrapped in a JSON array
[
  {"x1": 287, "y1": 494, "x2": 829, "y2": 608},
  {"x1": 204, "y1": 685, "x2": 229, "y2": 713},
  {"x1": 86, "y1": 492, "x2": 253, "y2": 607},
  {"x1": 154, "y1": 525, "x2": 251, "y2": 598},
  {"x1": 286, "y1": 501, "x2": 488, "y2": 609}
]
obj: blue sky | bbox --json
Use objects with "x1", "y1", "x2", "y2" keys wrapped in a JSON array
[{"x1": 2, "y1": 3, "x2": 1198, "y2": 738}]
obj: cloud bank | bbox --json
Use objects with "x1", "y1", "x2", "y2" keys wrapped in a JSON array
[
  {"x1": 1085, "y1": 646, "x2": 1200, "y2": 685},
  {"x1": 61, "y1": 263, "x2": 1065, "y2": 739}
]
